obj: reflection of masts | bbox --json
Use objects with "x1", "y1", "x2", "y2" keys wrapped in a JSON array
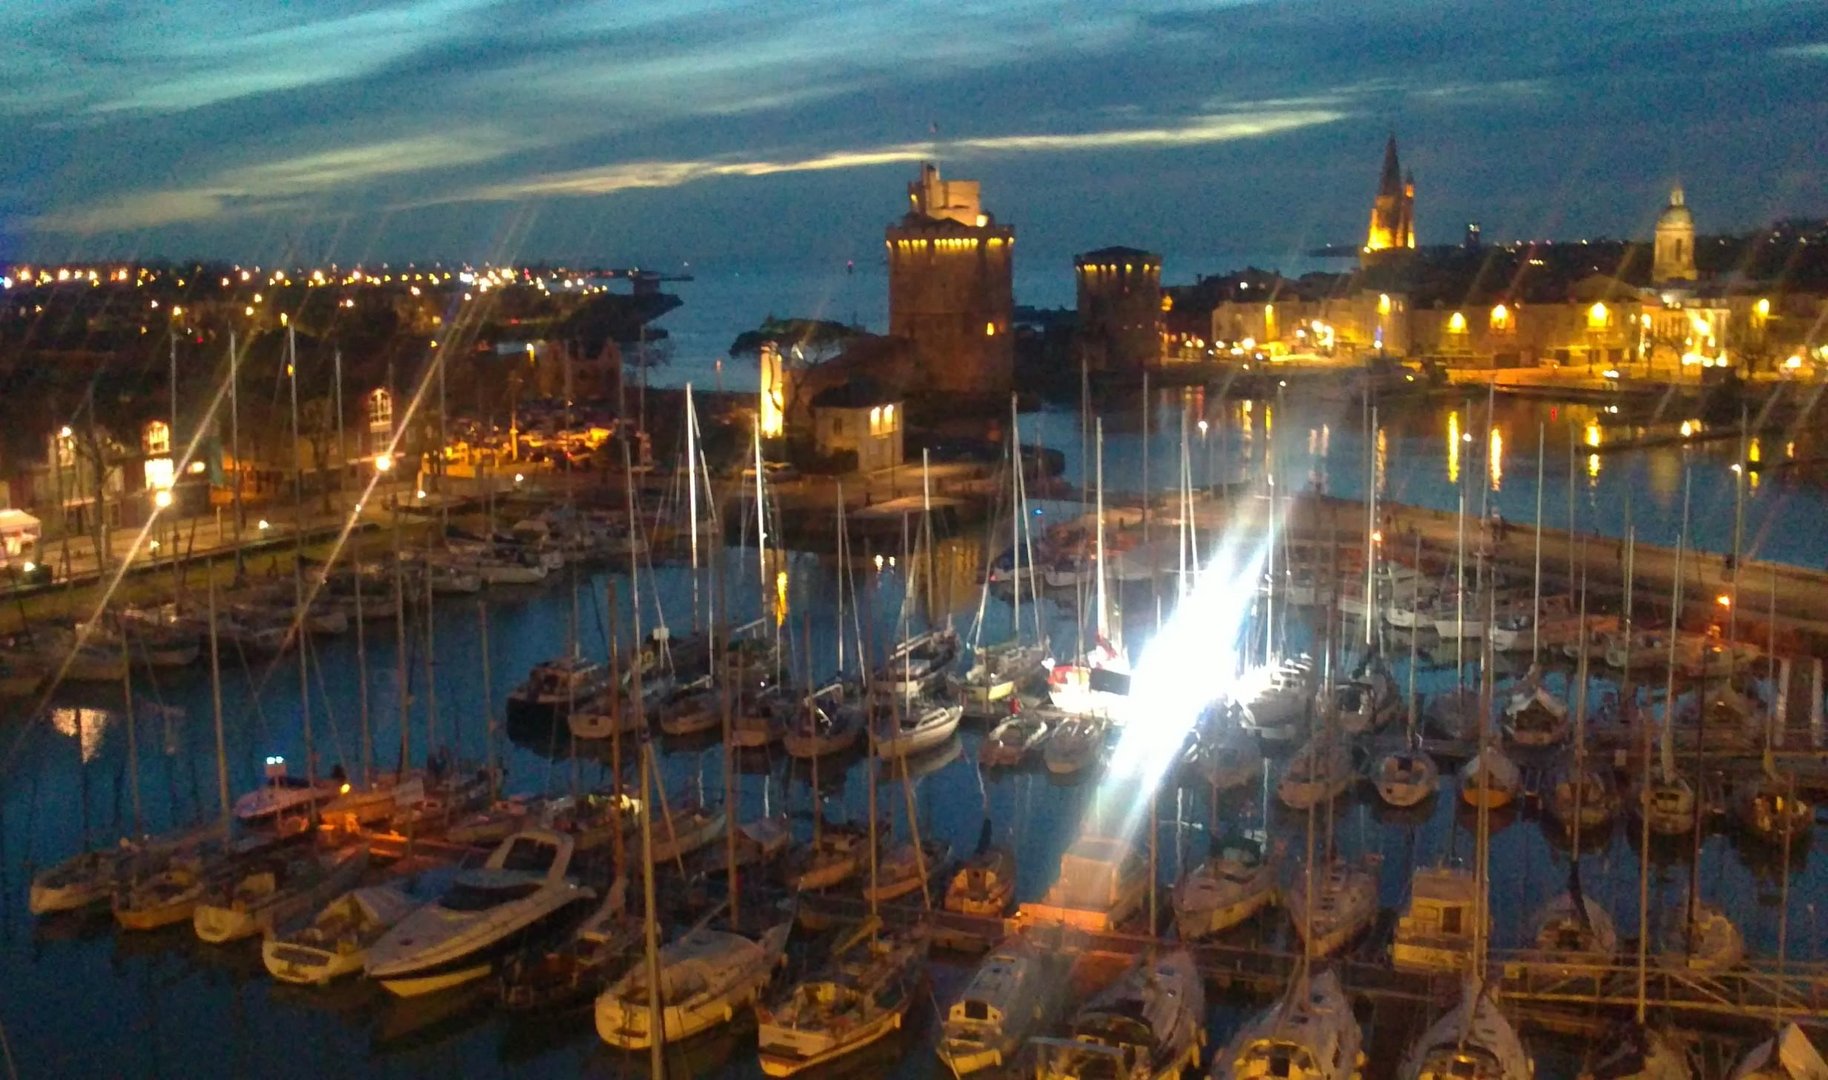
[
  {"x1": 208, "y1": 574, "x2": 229, "y2": 830},
  {"x1": 1672, "y1": 471, "x2": 1701, "y2": 941},
  {"x1": 1532, "y1": 423, "x2": 1544, "y2": 663},
  {"x1": 1364, "y1": 404, "x2": 1377, "y2": 647},
  {"x1": 1455, "y1": 487, "x2": 1467, "y2": 692},
  {"x1": 1571, "y1": 552, "x2": 1591, "y2": 853}
]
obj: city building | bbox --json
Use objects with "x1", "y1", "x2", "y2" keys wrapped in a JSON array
[
  {"x1": 1363, "y1": 135, "x2": 1417, "y2": 257},
  {"x1": 1074, "y1": 247, "x2": 1163, "y2": 373},
  {"x1": 886, "y1": 163, "x2": 1015, "y2": 398}
]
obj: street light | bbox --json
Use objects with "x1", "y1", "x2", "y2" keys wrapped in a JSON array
[
  {"x1": 153, "y1": 488, "x2": 173, "y2": 509},
  {"x1": 374, "y1": 452, "x2": 394, "y2": 473},
  {"x1": 257, "y1": 519, "x2": 271, "y2": 532}
]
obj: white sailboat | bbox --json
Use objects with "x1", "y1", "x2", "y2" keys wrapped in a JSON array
[
  {"x1": 936, "y1": 936, "x2": 1053, "y2": 1076},
  {"x1": 1027, "y1": 949, "x2": 1205, "y2": 1080},
  {"x1": 1173, "y1": 831, "x2": 1279, "y2": 941},
  {"x1": 1392, "y1": 865, "x2": 1484, "y2": 975},
  {"x1": 1398, "y1": 979, "x2": 1533, "y2": 1080},
  {"x1": 263, "y1": 885, "x2": 417, "y2": 986},
  {"x1": 756, "y1": 921, "x2": 928, "y2": 1077},
  {"x1": 193, "y1": 843, "x2": 369, "y2": 944},
  {"x1": 594, "y1": 923, "x2": 791, "y2": 1049},
  {"x1": 1210, "y1": 967, "x2": 1364, "y2": 1080},
  {"x1": 1286, "y1": 856, "x2": 1378, "y2": 959},
  {"x1": 1730, "y1": 1026, "x2": 1828, "y2": 1080}
]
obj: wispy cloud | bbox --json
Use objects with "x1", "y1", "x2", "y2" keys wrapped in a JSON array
[
  {"x1": 1773, "y1": 42, "x2": 1828, "y2": 60},
  {"x1": 34, "y1": 131, "x2": 519, "y2": 232},
  {"x1": 458, "y1": 107, "x2": 1344, "y2": 203}
]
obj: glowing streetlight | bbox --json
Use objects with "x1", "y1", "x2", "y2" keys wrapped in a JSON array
[
  {"x1": 374, "y1": 452, "x2": 394, "y2": 473},
  {"x1": 513, "y1": 473, "x2": 524, "y2": 484},
  {"x1": 257, "y1": 519, "x2": 271, "y2": 531},
  {"x1": 152, "y1": 488, "x2": 173, "y2": 509}
]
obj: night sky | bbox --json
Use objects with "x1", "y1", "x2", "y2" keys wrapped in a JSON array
[{"x1": 6, "y1": 0, "x2": 1826, "y2": 270}]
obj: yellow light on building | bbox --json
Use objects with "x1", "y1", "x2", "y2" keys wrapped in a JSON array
[
  {"x1": 984, "y1": 321, "x2": 996, "y2": 336},
  {"x1": 1447, "y1": 311, "x2": 1467, "y2": 333},
  {"x1": 1587, "y1": 302, "x2": 1609, "y2": 329},
  {"x1": 1754, "y1": 297, "x2": 1771, "y2": 318},
  {"x1": 1490, "y1": 303, "x2": 1510, "y2": 330},
  {"x1": 1377, "y1": 293, "x2": 1391, "y2": 316},
  {"x1": 758, "y1": 344, "x2": 785, "y2": 438},
  {"x1": 1585, "y1": 420, "x2": 1601, "y2": 449}
]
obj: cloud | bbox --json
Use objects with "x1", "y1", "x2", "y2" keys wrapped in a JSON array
[
  {"x1": 1773, "y1": 42, "x2": 1828, "y2": 60},
  {"x1": 34, "y1": 131, "x2": 519, "y2": 232},
  {"x1": 457, "y1": 106, "x2": 1345, "y2": 204}
]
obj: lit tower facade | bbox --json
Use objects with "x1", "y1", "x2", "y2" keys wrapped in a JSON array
[
  {"x1": 886, "y1": 163, "x2": 1014, "y2": 397},
  {"x1": 1363, "y1": 135, "x2": 1416, "y2": 256},
  {"x1": 1653, "y1": 185, "x2": 1697, "y2": 282},
  {"x1": 1075, "y1": 247, "x2": 1163, "y2": 372}
]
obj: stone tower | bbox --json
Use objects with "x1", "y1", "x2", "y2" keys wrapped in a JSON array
[
  {"x1": 1364, "y1": 135, "x2": 1416, "y2": 256},
  {"x1": 1075, "y1": 247, "x2": 1162, "y2": 373},
  {"x1": 886, "y1": 163, "x2": 1014, "y2": 398},
  {"x1": 1653, "y1": 186, "x2": 1697, "y2": 282}
]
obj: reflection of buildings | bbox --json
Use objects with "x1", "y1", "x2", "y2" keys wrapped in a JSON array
[
  {"x1": 1179, "y1": 155, "x2": 1828, "y2": 374},
  {"x1": 1074, "y1": 247, "x2": 1163, "y2": 373},
  {"x1": 887, "y1": 164, "x2": 1015, "y2": 397}
]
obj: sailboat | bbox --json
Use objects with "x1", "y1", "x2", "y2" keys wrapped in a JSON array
[
  {"x1": 1172, "y1": 830, "x2": 1279, "y2": 941},
  {"x1": 1026, "y1": 949, "x2": 1204, "y2": 1080},
  {"x1": 1377, "y1": 572, "x2": 1440, "y2": 810},
  {"x1": 1398, "y1": 979, "x2": 1533, "y2": 1080},
  {"x1": 192, "y1": 842, "x2": 369, "y2": 943},
  {"x1": 1043, "y1": 712, "x2": 1109, "y2": 776},
  {"x1": 1287, "y1": 854, "x2": 1379, "y2": 959},
  {"x1": 1210, "y1": 967, "x2": 1364, "y2": 1080},
  {"x1": 594, "y1": 923, "x2": 791, "y2": 1049},
  {"x1": 756, "y1": 919, "x2": 928, "y2": 1077},
  {"x1": 1729, "y1": 1026, "x2": 1828, "y2": 1080},
  {"x1": 1581, "y1": 1024, "x2": 1692, "y2": 1080},
  {"x1": 1392, "y1": 865, "x2": 1484, "y2": 975},
  {"x1": 981, "y1": 709, "x2": 1051, "y2": 767},
  {"x1": 1502, "y1": 665, "x2": 1570, "y2": 748},
  {"x1": 263, "y1": 885, "x2": 418, "y2": 986},
  {"x1": 1277, "y1": 734, "x2": 1354, "y2": 810},
  {"x1": 1732, "y1": 773, "x2": 1813, "y2": 846},
  {"x1": 944, "y1": 823, "x2": 1018, "y2": 917},
  {"x1": 494, "y1": 881, "x2": 636, "y2": 1011},
  {"x1": 936, "y1": 935, "x2": 1054, "y2": 1076},
  {"x1": 874, "y1": 698, "x2": 964, "y2": 759},
  {"x1": 1548, "y1": 596, "x2": 1619, "y2": 834},
  {"x1": 782, "y1": 685, "x2": 863, "y2": 759},
  {"x1": 1525, "y1": 876, "x2": 1619, "y2": 973},
  {"x1": 957, "y1": 397, "x2": 1050, "y2": 707}
]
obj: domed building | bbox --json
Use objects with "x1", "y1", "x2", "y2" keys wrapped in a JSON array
[{"x1": 1653, "y1": 186, "x2": 1697, "y2": 283}]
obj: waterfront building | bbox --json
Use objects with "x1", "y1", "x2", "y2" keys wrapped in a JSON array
[
  {"x1": 1363, "y1": 134, "x2": 1417, "y2": 257},
  {"x1": 1074, "y1": 247, "x2": 1163, "y2": 373},
  {"x1": 886, "y1": 163, "x2": 1015, "y2": 398},
  {"x1": 810, "y1": 380, "x2": 903, "y2": 474}
]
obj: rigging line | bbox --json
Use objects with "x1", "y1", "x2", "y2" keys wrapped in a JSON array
[{"x1": 306, "y1": 629, "x2": 350, "y2": 774}]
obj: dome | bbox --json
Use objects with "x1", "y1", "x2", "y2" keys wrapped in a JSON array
[{"x1": 1657, "y1": 186, "x2": 1693, "y2": 230}]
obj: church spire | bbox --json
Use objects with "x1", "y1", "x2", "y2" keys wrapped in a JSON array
[
  {"x1": 1365, "y1": 134, "x2": 1416, "y2": 256},
  {"x1": 1380, "y1": 134, "x2": 1403, "y2": 197}
]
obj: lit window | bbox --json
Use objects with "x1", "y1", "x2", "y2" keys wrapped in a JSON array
[
  {"x1": 984, "y1": 321, "x2": 996, "y2": 337},
  {"x1": 1587, "y1": 302, "x2": 1609, "y2": 329},
  {"x1": 1447, "y1": 312, "x2": 1467, "y2": 334},
  {"x1": 1490, "y1": 304, "x2": 1511, "y2": 331},
  {"x1": 1377, "y1": 293, "x2": 1392, "y2": 316},
  {"x1": 143, "y1": 419, "x2": 171, "y2": 456},
  {"x1": 368, "y1": 387, "x2": 393, "y2": 431}
]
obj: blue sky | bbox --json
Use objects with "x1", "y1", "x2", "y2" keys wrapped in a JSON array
[{"x1": 5, "y1": 0, "x2": 1826, "y2": 270}]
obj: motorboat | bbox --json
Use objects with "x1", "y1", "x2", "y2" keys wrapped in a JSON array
[
  {"x1": 1046, "y1": 656, "x2": 1132, "y2": 719},
  {"x1": 366, "y1": 829, "x2": 594, "y2": 996},
  {"x1": 1375, "y1": 746, "x2": 1440, "y2": 808},
  {"x1": 263, "y1": 885, "x2": 418, "y2": 986},
  {"x1": 1398, "y1": 980, "x2": 1533, "y2": 1080},
  {"x1": 1172, "y1": 832, "x2": 1279, "y2": 941},
  {"x1": 506, "y1": 655, "x2": 607, "y2": 725},
  {"x1": 1287, "y1": 857, "x2": 1378, "y2": 958},
  {"x1": 1015, "y1": 835, "x2": 1146, "y2": 932},
  {"x1": 1211, "y1": 968, "x2": 1363, "y2": 1080},
  {"x1": 981, "y1": 711, "x2": 1050, "y2": 767},
  {"x1": 567, "y1": 679, "x2": 666, "y2": 741},
  {"x1": 1043, "y1": 714, "x2": 1108, "y2": 776},
  {"x1": 596, "y1": 923, "x2": 791, "y2": 1048},
  {"x1": 498, "y1": 882, "x2": 636, "y2": 1012},
  {"x1": 1460, "y1": 746, "x2": 1522, "y2": 810},
  {"x1": 1026, "y1": 949, "x2": 1204, "y2": 1080},
  {"x1": 193, "y1": 843, "x2": 369, "y2": 943},
  {"x1": 874, "y1": 701, "x2": 964, "y2": 760},
  {"x1": 936, "y1": 936, "x2": 1051, "y2": 1076},
  {"x1": 1277, "y1": 736, "x2": 1355, "y2": 810},
  {"x1": 860, "y1": 839, "x2": 950, "y2": 904},
  {"x1": 1241, "y1": 673, "x2": 1311, "y2": 743},
  {"x1": 1392, "y1": 866, "x2": 1483, "y2": 975},
  {"x1": 1728, "y1": 1024, "x2": 1828, "y2": 1080},
  {"x1": 757, "y1": 921, "x2": 927, "y2": 1077}
]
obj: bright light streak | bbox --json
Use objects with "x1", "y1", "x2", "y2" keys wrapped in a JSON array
[{"x1": 1093, "y1": 531, "x2": 1269, "y2": 841}]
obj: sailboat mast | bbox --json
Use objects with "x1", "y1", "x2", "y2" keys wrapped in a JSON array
[
  {"x1": 1094, "y1": 418, "x2": 1109, "y2": 649},
  {"x1": 208, "y1": 573, "x2": 230, "y2": 830},
  {"x1": 1532, "y1": 423, "x2": 1544, "y2": 664},
  {"x1": 1010, "y1": 395, "x2": 1021, "y2": 648},
  {"x1": 288, "y1": 327, "x2": 313, "y2": 787},
  {"x1": 1365, "y1": 401, "x2": 1377, "y2": 648},
  {"x1": 394, "y1": 510, "x2": 410, "y2": 772},
  {"x1": 121, "y1": 628, "x2": 142, "y2": 837},
  {"x1": 1455, "y1": 487, "x2": 1466, "y2": 692},
  {"x1": 687, "y1": 383, "x2": 700, "y2": 633},
  {"x1": 1571, "y1": 556, "x2": 1590, "y2": 854},
  {"x1": 1671, "y1": 470, "x2": 1697, "y2": 935},
  {"x1": 229, "y1": 332, "x2": 244, "y2": 581},
  {"x1": 478, "y1": 601, "x2": 497, "y2": 802},
  {"x1": 355, "y1": 552, "x2": 370, "y2": 787}
]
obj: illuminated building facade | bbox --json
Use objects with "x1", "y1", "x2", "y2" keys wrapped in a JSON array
[
  {"x1": 886, "y1": 163, "x2": 1015, "y2": 397},
  {"x1": 1363, "y1": 135, "x2": 1416, "y2": 257},
  {"x1": 1653, "y1": 186, "x2": 1698, "y2": 282},
  {"x1": 810, "y1": 380, "x2": 903, "y2": 473},
  {"x1": 1074, "y1": 247, "x2": 1162, "y2": 372}
]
